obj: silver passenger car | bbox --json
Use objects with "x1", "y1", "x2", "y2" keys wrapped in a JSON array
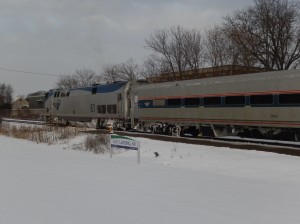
[{"x1": 133, "y1": 70, "x2": 300, "y2": 138}]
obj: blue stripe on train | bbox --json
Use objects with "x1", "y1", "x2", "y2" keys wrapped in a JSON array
[{"x1": 78, "y1": 82, "x2": 127, "y2": 93}]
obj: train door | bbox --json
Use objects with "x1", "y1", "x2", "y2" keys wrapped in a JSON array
[{"x1": 117, "y1": 93, "x2": 122, "y2": 115}]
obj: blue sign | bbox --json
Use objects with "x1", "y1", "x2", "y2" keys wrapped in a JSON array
[
  {"x1": 109, "y1": 134, "x2": 140, "y2": 164},
  {"x1": 111, "y1": 134, "x2": 138, "y2": 150}
]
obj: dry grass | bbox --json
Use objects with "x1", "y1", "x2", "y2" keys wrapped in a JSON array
[
  {"x1": 0, "y1": 123, "x2": 109, "y2": 153},
  {"x1": 0, "y1": 123, "x2": 78, "y2": 144}
]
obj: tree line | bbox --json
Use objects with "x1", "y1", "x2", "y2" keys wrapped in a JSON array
[
  {"x1": 56, "y1": 0, "x2": 300, "y2": 88},
  {"x1": 2, "y1": 0, "x2": 299, "y2": 107}
]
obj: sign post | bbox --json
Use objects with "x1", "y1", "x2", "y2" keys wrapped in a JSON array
[
  {"x1": 109, "y1": 134, "x2": 113, "y2": 159},
  {"x1": 110, "y1": 134, "x2": 140, "y2": 164}
]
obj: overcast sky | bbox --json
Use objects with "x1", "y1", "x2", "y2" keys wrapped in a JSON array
[{"x1": 0, "y1": 0, "x2": 253, "y2": 96}]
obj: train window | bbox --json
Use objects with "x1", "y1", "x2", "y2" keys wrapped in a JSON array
[
  {"x1": 102, "y1": 105, "x2": 107, "y2": 113},
  {"x1": 92, "y1": 88, "x2": 97, "y2": 94},
  {"x1": 203, "y1": 97, "x2": 221, "y2": 106},
  {"x1": 167, "y1": 98, "x2": 182, "y2": 106},
  {"x1": 60, "y1": 92, "x2": 66, "y2": 97},
  {"x1": 54, "y1": 92, "x2": 60, "y2": 98},
  {"x1": 97, "y1": 105, "x2": 106, "y2": 114},
  {"x1": 107, "y1": 105, "x2": 112, "y2": 113},
  {"x1": 107, "y1": 105, "x2": 117, "y2": 114},
  {"x1": 112, "y1": 105, "x2": 117, "y2": 114},
  {"x1": 250, "y1": 95, "x2": 273, "y2": 105},
  {"x1": 184, "y1": 98, "x2": 200, "y2": 106},
  {"x1": 279, "y1": 94, "x2": 300, "y2": 105},
  {"x1": 66, "y1": 92, "x2": 70, "y2": 97},
  {"x1": 225, "y1": 96, "x2": 245, "y2": 105},
  {"x1": 153, "y1": 100, "x2": 165, "y2": 107}
]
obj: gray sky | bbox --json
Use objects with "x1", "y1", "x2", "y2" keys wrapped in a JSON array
[{"x1": 0, "y1": 0, "x2": 252, "y2": 97}]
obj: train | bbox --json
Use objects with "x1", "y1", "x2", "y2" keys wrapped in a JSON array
[{"x1": 44, "y1": 69, "x2": 300, "y2": 141}]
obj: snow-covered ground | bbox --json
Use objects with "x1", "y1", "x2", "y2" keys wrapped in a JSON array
[{"x1": 1, "y1": 127, "x2": 300, "y2": 224}]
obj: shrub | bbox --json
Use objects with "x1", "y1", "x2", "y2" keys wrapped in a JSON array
[{"x1": 84, "y1": 134, "x2": 109, "y2": 154}]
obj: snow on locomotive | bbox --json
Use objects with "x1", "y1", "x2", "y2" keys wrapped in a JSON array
[{"x1": 45, "y1": 69, "x2": 300, "y2": 140}]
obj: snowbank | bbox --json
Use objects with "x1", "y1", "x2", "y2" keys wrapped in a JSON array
[{"x1": 1, "y1": 133, "x2": 300, "y2": 224}]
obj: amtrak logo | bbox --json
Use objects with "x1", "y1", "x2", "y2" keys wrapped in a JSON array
[
  {"x1": 144, "y1": 101, "x2": 151, "y2": 107},
  {"x1": 53, "y1": 100, "x2": 61, "y2": 110}
]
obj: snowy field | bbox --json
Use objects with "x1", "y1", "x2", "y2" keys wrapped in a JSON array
[{"x1": 1, "y1": 126, "x2": 300, "y2": 224}]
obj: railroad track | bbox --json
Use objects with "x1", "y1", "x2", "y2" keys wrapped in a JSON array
[
  {"x1": 2, "y1": 118, "x2": 300, "y2": 156},
  {"x1": 84, "y1": 129, "x2": 300, "y2": 157}
]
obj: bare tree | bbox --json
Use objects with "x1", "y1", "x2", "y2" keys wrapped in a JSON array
[
  {"x1": 56, "y1": 68, "x2": 102, "y2": 89},
  {"x1": 224, "y1": 0, "x2": 300, "y2": 70},
  {"x1": 145, "y1": 26, "x2": 205, "y2": 80},
  {"x1": 205, "y1": 26, "x2": 235, "y2": 67},
  {"x1": 169, "y1": 26, "x2": 187, "y2": 76},
  {"x1": 205, "y1": 25, "x2": 258, "y2": 67},
  {"x1": 102, "y1": 64, "x2": 120, "y2": 83},
  {"x1": 118, "y1": 58, "x2": 140, "y2": 81},
  {"x1": 141, "y1": 54, "x2": 171, "y2": 79},
  {"x1": 0, "y1": 83, "x2": 13, "y2": 107},
  {"x1": 56, "y1": 75, "x2": 78, "y2": 89},
  {"x1": 145, "y1": 28, "x2": 177, "y2": 79},
  {"x1": 102, "y1": 58, "x2": 140, "y2": 83},
  {"x1": 183, "y1": 28, "x2": 205, "y2": 73},
  {"x1": 75, "y1": 68, "x2": 101, "y2": 86}
]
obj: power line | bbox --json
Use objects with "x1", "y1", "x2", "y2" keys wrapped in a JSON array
[{"x1": 0, "y1": 67, "x2": 65, "y2": 77}]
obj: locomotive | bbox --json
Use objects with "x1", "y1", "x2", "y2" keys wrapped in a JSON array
[
  {"x1": 45, "y1": 81, "x2": 133, "y2": 129},
  {"x1": 45, "y1": 69, "x2": 300, "y2": 141}
]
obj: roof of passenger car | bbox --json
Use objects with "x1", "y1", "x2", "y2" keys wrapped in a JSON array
[{"x1": 137, "y1": 69, "x2": 300, "y2": 90}]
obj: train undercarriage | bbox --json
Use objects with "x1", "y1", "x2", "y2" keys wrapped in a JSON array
[
  {"x1": 45, "y1": 115, "x2": 300, "y2": 142},
  {"x1": 134, "y1": 120, "x2": 300, "y2": 142}
]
